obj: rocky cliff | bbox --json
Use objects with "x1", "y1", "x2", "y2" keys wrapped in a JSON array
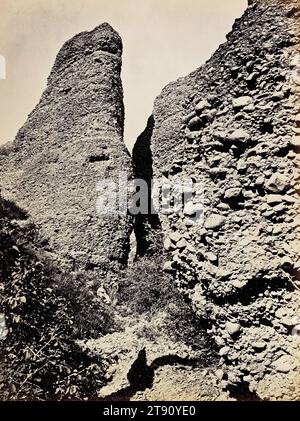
[
  {"x1": 0, "y1": 23, "x2": 133, "y2": 276},
  {"x1": 132, "y1": 0, "x2": 300, "y2": 400},
  {"x1": 1, "y1": 0, "x2": 300, "y2": 402},
  {"x1": 0, "y1": 23, "x2": 136, "y2": 400}
]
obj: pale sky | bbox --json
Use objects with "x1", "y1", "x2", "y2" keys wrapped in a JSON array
[{"x1": 0, "y1": 0, "x2": 246, "y2": 149}]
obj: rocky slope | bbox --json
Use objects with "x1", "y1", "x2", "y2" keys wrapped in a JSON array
[
  {"x1": 0, "y1": 23, "x2": 133, "y2": 277},
  {"x1": 132, "y1": 0, "x2": 300, "y2": 400},
  {"x1": 1, "y1": 0, "x2": 300, "y2": 402}
]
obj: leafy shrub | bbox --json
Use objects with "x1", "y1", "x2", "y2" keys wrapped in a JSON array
[
  {"x1": 117, "y1": 257, "x2": 208, "y2": 351},
  {"x1": 56, "y1": 270, "x2": 116, "y2": 339},
  {"x1": 0, "y1": 197, "x2": 109, "y2": 400},
  {"x1": 117, "y1": 258, "x2": 175, "y2": 315}
]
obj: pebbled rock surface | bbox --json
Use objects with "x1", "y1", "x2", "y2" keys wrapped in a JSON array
[
  {"x1": 133, "y1": 0, "x2": 300, "y2": 400},
  {"x1": 0, "y1": 21, "x2": 215, "y2": 401},
  {"x1": 1, "y1": 0, "x2": 300, "y2": 402},
  {"x1": 0, "y1": 23, "x2": 133, "y2": 274}
]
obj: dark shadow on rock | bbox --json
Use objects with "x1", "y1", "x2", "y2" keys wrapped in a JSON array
[
  {"x1": 101, "y1": 348, "x2": 204, "y2": 402},
  {"x1": 0, "y1": 195, "x2": 28, "y2": 220},
  {"x1": 228, "y1": 383, "x2": 262, "y2": 401},
  {"x1": 132, "y1": 116, "x2": 163, "y2": 257}
]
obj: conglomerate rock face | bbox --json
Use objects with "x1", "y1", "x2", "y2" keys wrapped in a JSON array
[
  {"x1": 1, "y1": 0, "x2": 300, "y2": 402},
  {"x1": 0, "y1": 23, "x2": 133, "y2": 273},
  {"x1": 133, "y1": 0, "x2": 300, "y2": 400}
]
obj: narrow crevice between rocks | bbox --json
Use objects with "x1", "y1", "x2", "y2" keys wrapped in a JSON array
[{"x1": 132, "y1": 115, "x2": 164, "y2": 257}]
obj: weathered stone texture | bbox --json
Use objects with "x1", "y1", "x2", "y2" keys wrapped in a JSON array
[
  {"x1": 134, "y1": 0, "x2": 300, "y2": 400},
  {"x1": 0, "y1": 23, "x2": 133, "y2": 271}
]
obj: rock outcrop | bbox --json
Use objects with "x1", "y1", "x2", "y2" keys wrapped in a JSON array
[
  {"x1": 1, "y1": 0, "x2": 300, "y2": 402},
  {"x1": 133, "y1": 0, "x2": 300, "y2": 400},
  {"x1": 0, "y1": 23, "x2": 133, "y2": 274}
]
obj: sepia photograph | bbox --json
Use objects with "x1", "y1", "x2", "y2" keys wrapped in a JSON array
[{"x1": 0, "y1": 0, "x2": 299, "y2": 413}]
